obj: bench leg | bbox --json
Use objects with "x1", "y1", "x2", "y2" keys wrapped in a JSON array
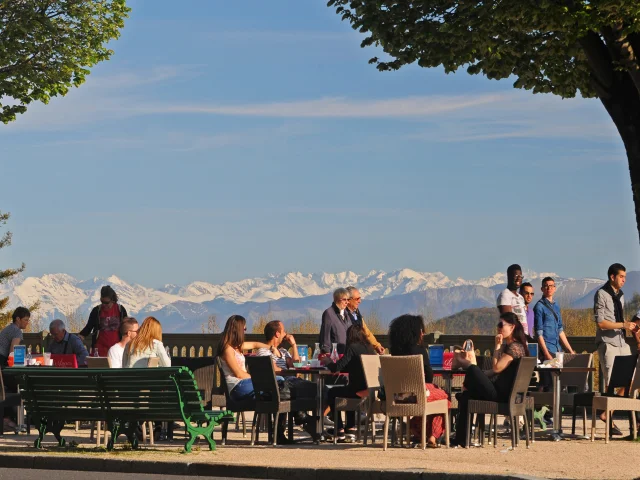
[
  {"x1": 34, "y1": 419, "x2": 47, "y2": 449},
  {"x1": 50, "y1": 420, "x2": 65, "y2": 447}
]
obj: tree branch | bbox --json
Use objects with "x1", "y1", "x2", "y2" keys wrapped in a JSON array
[
  {"x1": 578, "y1": 31, "x2": 614, "y2": 93},
  {"x1": 601, "y1": 26, "x2": 640, "y2": 98}
]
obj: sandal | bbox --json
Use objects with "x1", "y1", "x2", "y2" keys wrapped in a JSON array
[{"x1": 427, "y1": 442, "x2": 440, "y2": 448}]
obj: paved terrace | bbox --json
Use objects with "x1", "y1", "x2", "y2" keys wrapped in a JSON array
[{"x1": 0, "y1": 415, "x2": 637, "y2": 480}]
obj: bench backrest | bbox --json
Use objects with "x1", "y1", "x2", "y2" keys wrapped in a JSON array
[{"x1": 8, "y1": 367, "x2": 208, "y2": 422}]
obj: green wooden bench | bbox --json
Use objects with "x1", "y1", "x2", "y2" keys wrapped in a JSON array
[{"x1": 5, "y1": 366, "x2": 232, "y2": 452}]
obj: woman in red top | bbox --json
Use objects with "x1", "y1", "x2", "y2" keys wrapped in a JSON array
[{"x1": 79, "y1": 285, "x2": 128, "y2": 356}]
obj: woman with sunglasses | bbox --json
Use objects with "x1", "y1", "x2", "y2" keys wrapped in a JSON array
[
  {"x1": 78, "y1": 285, "x2": 128, "y2": 357},
  {"x1": 453, "y1": 312, "x2": 529, "y2": 447}
]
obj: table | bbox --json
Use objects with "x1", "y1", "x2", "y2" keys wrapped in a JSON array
[
  {"x1": 431, "y1": 367, "x2": 464, "y2": 397},
  {"x1": 279, "y1": 367, "x2": 346, "y2": 441},
  {"x1": 534, "y1": 366, "x2": 595, "y2": 441}
]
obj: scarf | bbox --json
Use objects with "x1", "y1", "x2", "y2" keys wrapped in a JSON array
[{"x1": 601, "y1": 282, "x2": 624, "y2": 323}]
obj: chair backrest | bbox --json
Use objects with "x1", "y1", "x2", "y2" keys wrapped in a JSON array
[
  {"x1": 170, "y1": 356, "x2": 218, "y2": 407},
  {"x1": 147, "y1": 357, "x2": 159, "y2": 368},
  {"x1": 607, "y1": 354, "x2": 637, "y2": 394},
  {"x1": 245, "y1": 355, "x2": 280, "y2": 405},
  {"x1": 361, "y1": 354, "x2": 382, "y2": 390},
  {"x1": 215, "y1": 356, "x2": 233, "y2": 400},
  {"x1": 51, "y1": 354, "x2": 78, "y2": 368},
  {"x1": 379, "y1": 355, "x2": 426, "y2": 417},
  {"x1": 559, "y1": 353, "x2": 592, "y2": 392},
  {"x1": 87, "y1": 357, "x2": 111, "y2": 369},
  {"x1": 627, "y1": 355, "x2": 640, "y2": 399},
  {"x1": 508, "y1": 357, "x2": 537, "y2": 406}
]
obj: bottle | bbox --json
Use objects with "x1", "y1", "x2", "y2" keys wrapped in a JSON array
[
  {"x1": 165, "y1": 346, "x2": 171, "y2": 357},
  {"x1": 463, "y1": 340, "x2": 473, "y2": 352},
  {"x1": 312, "y1": 343, "x2": 320, "y2": 361},
  {"x1": 330, "y1": 343, "x2": 339, "y2": 363},
  {"x1": 26, "y1": 345, "x2": 32, "y2": 364},
  {"x1": 94, "y1": 348, "x2": 100, "y2": 358}
]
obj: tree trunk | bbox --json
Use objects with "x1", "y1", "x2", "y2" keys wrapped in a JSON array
[{"x1": 597, "y1": 71, "x2": 640, "y2": 244}]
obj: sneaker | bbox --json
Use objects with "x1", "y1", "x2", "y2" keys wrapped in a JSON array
[{"x1": 323, "y1": 416, "x2": 335, "y2": 427}]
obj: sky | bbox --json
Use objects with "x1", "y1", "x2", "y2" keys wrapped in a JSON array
[{"x1": 1, "y1": 0, "x2": 639, "y2": 287}]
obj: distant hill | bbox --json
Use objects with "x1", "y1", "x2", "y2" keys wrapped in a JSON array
[{"x1": 427, "y1": 307, "x2": 500, "y2": 335}]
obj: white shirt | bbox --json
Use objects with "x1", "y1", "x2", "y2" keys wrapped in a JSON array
[
  {"x1": 122, "y1": 339, "x2": 171, "y2": 368},
  {"x1": 497, "y1": 288, "x2": 528, "y2": 333},
  {"x1": 107, "y1": 342, "x2": 125, "y2": 368}
]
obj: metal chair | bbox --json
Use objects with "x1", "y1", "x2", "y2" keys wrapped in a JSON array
[
  {"x1": 245, "y1": 356, "x2": 316, "y2": 446},
  {"x1": 591, "y1": 354, "x2": 640, "y2": 443},
  {"x1": 379, "y1": 355, "x2": 450, "y2": 450},
  {"x1": 467, "y1": 357, "x2": 537, "y2": 449}
]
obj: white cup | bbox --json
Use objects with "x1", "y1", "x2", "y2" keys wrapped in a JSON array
[
  {"x1": 555, "y1": 352, "x2": 564, "y2": 368},
  {"x1": 46, "y1": 359, "x2": 53, "y2": 366}
]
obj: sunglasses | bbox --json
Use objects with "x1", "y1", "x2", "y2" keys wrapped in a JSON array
[
  {"x1": 352, "y1": 297, "x2": 361, "y2": 301},
  {"x1": 522, "y1": 292, "x2": 534, "y2": 296}
]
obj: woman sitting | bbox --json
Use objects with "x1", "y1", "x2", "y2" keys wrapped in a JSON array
[
  {"x1": 217, "y1": 315, "x2": 294, "y2": 442},
  {"x1": 388, "y1": 314, "x2": 449, "y2": 448},
  {"x1": 322, "y1": 324, "x2": 375, "y2": 442},
  {"x1": 122, "y1": 316, "x2": 171, "y2": 368},
  {"x1": 453, "y1": 312, "x2": 529, "y2": 447}
]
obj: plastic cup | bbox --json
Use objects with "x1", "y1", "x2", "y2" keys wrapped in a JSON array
[{"x1": 555, "y1": 352, "x2": 564, "y2": 368}]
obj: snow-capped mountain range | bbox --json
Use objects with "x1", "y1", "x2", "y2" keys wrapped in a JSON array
[{"x1": 0, "y1": 268, "x2": 602, "y2": 325}]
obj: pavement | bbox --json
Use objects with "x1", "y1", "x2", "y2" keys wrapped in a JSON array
[
  {"x1": 0, "y1": 469, "x2": 262, "y2": 480},
  {"x1": 0, "y1": 414, "x2": 638, "y2": 480}
]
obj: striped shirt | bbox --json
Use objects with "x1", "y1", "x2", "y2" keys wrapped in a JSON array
[{"x1": 256, "y1": 347, "x2": 291, "y2": 370}]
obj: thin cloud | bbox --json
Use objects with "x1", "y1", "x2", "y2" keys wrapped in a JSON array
[{"x1": 130, "y1": 94, "x2": 506, "y2": 118}]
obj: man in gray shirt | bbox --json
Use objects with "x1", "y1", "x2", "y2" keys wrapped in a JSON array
[
  {"x1": 594, "y1": 263, "x2": 635, "y2": 436},
  {"x1": 48, "y1": 319, "x2": 89, "y2": 366}
]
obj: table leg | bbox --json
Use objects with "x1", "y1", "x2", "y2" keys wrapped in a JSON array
[
  {"x1": 552, "y1": 371, "x2": 562, "y2": 441},
  {"x1": 316, "y1": 374, "x2": 324, "y2": 443}
]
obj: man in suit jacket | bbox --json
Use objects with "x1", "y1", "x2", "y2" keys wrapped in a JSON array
[{"x1": 319, "y1": 288, "x2": 351, "y2": 354}]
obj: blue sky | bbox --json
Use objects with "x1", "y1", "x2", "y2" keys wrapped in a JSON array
[{"x1": 1, "y1": 0, "x2": 638, "y2": 287}]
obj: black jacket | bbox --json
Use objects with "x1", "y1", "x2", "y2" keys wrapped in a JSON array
[
  {"x1": 79, "y1": 303, "x2": 127, "y2": 348},
  {"x1": 328, "y1": 342, "x2": 374, "y2": 392}
]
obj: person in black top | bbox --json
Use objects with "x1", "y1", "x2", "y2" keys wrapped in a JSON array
[
  {"x1": 321, "y1": 324, "x2": 375, "y2": 441},
  {"x1": 388, "y1": 314, "x2": 448, "y2": 447},
  {"x1": 452, "y1": 312, "x2": 529, "y2": 447}
]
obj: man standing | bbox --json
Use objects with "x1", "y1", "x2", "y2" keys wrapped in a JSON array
[
  {"x1": 107, "y1": 318, "x2": 139, "y2": 368},
  {"x1": 594, "y1": 263, "x2": 635, "y2": 436},
  {"x1": 534, "y1": 277, "x2": 575, "y2": 391},
  {"x1": 519, "y1": 282, "x2": 535, "y2": 338},
  {"x1": 345, "y1": 286, "x2": 384, "y2": 354},
  {"x1": 48, "y1": 319, "x2": 89, "y2": 366},
  {"x1": 497, "y1": 264, "x2": 528, "y2": 334},
  {"x1": 319, "y1": 288, "x2": 351, "y2": 354}
]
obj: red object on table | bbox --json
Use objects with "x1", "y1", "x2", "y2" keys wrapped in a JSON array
[{"x1": 443, "y1": 352, "x2": 453, "y2": 370}]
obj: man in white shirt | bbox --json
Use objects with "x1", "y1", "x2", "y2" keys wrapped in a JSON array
[
  {"x1": 107, "y1": 318, "x2": 138, "y2": 368},
  {"x1": 497, "y1": 264, "x2": 528, "y2": 334}
]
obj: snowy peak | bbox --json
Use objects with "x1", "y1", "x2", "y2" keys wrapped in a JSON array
[{"x1": 0, "y1": 268, "x2": 601, "y2": 322}]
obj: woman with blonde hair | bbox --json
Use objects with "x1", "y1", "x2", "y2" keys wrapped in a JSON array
[{"x1": 123, "y1": 316, "x2": 171, "y2": 368}]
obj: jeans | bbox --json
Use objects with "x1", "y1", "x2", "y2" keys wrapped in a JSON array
[{"x1": 229, "y1": 376, "x2": 285, "y2": 401}]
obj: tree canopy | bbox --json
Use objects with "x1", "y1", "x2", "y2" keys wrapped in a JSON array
[
  {"x1": 328, "y1": 0, "x2": 640, "y2": 240},
  {"x1": 327, "y1": 1, "x2": 640, "y2": 100},
  {"x1": 0, "y1": 0, "x2": 130, "y2": 124}
]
